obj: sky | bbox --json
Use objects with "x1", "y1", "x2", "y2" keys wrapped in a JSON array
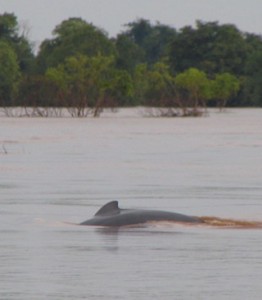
[{"x1": 1, "y1": 0, "x2": 262, "y2": 50}]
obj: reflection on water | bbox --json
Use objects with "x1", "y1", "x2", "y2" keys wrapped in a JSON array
[
  {"x1": 1, "y1": 109, "x2": 262, "y2": 299},
  {"x1": 95, "y1": 224, "x2": 185, "y2": 236}
]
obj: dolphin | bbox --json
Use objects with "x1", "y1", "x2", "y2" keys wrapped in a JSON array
[{"x1": 79, "y1": 201, "x2": 204, "y2": 227}]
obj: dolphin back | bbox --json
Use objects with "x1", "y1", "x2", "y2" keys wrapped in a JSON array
[{"x1": 80, "y1": 201, "x2": 203, "y2": 226}]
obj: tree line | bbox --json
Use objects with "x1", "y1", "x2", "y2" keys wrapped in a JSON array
[{"x1": 1, "y1": 13, "x2": 262, "y2": 117}]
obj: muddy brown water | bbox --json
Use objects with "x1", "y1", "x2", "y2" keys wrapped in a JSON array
[{"x1": 1, "y1": 108, "x2": 262, "y2": 299}]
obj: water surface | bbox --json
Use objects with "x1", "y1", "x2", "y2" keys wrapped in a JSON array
[{"x1": 1, "y1": 108, "x2": 262, "y2": 299}]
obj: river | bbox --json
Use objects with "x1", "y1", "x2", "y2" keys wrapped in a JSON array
[{"x1": 1, "y1": 108, "x2": 262, "y2": 299}]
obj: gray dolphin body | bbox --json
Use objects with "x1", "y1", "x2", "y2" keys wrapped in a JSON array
[{"x1": 80, "y1": 201, "x2": 203, "y2": 227}]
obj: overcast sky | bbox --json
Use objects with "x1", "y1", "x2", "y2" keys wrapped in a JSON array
[{"x1": 1, "y1": 0, "x2": 261, "y2": 49}]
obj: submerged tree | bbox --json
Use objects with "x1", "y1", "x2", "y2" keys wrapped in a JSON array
[
  {"x1": 175, "y1": 68, "x2": 211, "y2": 115},
  {"x1": 145, "y1": 62, "x2": 175, "y2": 104},
  {"x1": 46, "y1": 54, "x2": 133, "y2": 117},
  {"x1": 211, "y1": 73, "x2": 240, "y2": 110},
  {"x1": 16, "y1": 75, "x2": 64, "y2": 117}
]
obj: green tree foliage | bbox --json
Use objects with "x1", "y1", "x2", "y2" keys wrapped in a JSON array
[
  {"x1": 211, "y1": 73, "x2": 240, "y2": 109},
  {"x1": 115, "y1": 34, "x2": 145, "y2": 73},
  {"x1": 244, "y1": 51, "x2": 262, "y2": 106},
  {"x1": 1, "y1": 12, "x2": 262, "y2": 114},
  {"x1": 144, "y1": 62, "x2": 176, "y2": 107},
  {"x1": 119, "y1": 19, "x2": 176, "y2": 66},
  {"x1": 145, "y1": 23, "x2": 177, "y2": 64},
  {"x1": 175, "y1": 68, "x2": 211, "y2": 115},
  {"x1": 169, "y1": 21, "x2": 248, "y2": 76},
  {"x1": 245, "y1": 33, "x2": 262, "y2": 53},
  {"x1": 143, "y1": 62, "x2": 179, "y2": 116},
  {"x1": 0, "y1": 41, "x2": 21, "y2": 105},
  {"x1": 46, "y1": 54, "x2": 132, "y2": 116},
  {"x1": 36, "y1": 18, "x2": 115, "y2": 73},
  {"x1": 106, "y1": 69, "x2": 134, "y2": 107},
  {"x1": 17, "y1": 75, "x2": 61, "y2": 107},
  {"x1": 0, "y1": 13, "x2": 34, "y2": 73},
  {"x1": 0, "y1": 12, "x2": 17, "y2": 39},
  {"x1": 132, "y1": 64, "x2": 150, "y2": 105}
]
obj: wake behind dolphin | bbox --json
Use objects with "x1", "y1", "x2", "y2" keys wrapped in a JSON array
[{"x1": 79, "y1": 201, "x2": 262, "y2": 228}]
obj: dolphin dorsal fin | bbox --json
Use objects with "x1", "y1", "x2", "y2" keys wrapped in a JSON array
[{"x1": 95, "y1": 201, "x2": 120, "y2": 216}]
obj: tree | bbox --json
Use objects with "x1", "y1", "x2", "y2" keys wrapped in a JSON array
[
  {"x1": 0, "y1": 13, "x2": 34, "y2": 74},
  {"x1": 175, "y1": 68, "x2": 211, "y2": 115},
  {"x1": 16, "y1": 75, "x2": 64, "y2": 117},
  {"x1": 132, "y1": 63, "x2": 150, "y2": 105},
  {"x1": 46, "y1": 54, "x2": 132, "y2": 117},
  {"x1": 115, "y1": 33, "x2": 145, "y2": 73},
  {"x1": 169, "y1": 21, "x2": 248, "y2": 76},
  {"x1": 144, "y1": 62, "x2": 178, "y2": 116},
  {"x1": 46, "y1": 54, "x2": 95, "y2": 117},
  {"x1": 103, "y1": 69, "x2": 134, "y2": 107},
  {"x1": 143, "y1": 23, "x2": 177, "y2": 65},
  {"x1": 0, "y1": 12, "x2": 17, "y2": 40},
  {"x1": 0, "y1": 41, "x2": 21, "y2": 106},
  {"x1": 125, "y1": 19, "x2": 152, "y2": 46},
  {"x1": 144, "y1": 63, "x2": 176, "y2": 106},
  {"x1": 132, "y1": 62, "x2": 180, "y2": 116},
  {"x1": 36, "y1": 18, "x2": 115, "y2": 73},
  {"x1": 121, "y1": 18, "x2": 176, "y2": 66},
  {"x1": 243, "y1": 51, "x2": 262, "y2": 106},
  {"x1": 211, "y1": 73, "x2": 240, "y2": 110}
]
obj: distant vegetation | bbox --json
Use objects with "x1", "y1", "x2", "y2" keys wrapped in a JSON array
[{"x1": 1, "y1": 13, "x2": 262, "y2": 117}]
